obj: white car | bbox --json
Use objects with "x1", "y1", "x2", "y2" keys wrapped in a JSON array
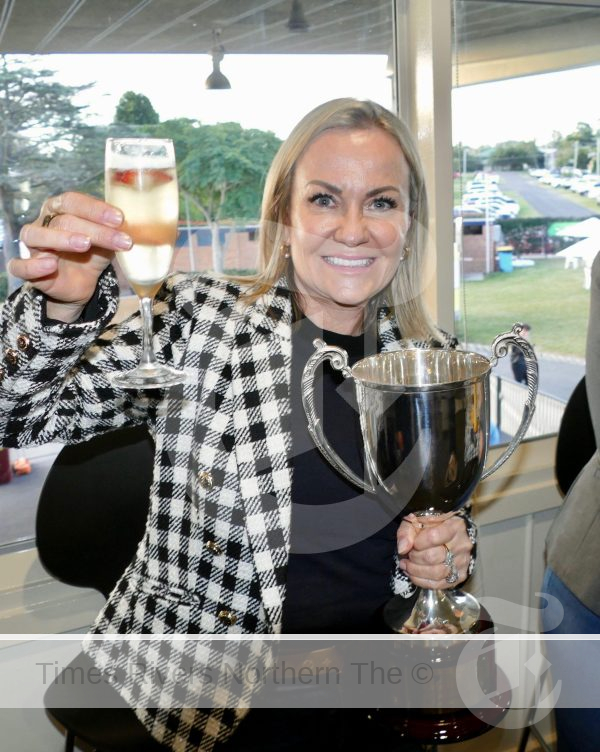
[{"x1": 463, "y1": 194, "x2": 520, "y2": 218}]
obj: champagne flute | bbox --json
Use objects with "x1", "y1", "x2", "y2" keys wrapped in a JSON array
[{"x1": 105, "y1": 137, "x2": 186, "y2": 388}]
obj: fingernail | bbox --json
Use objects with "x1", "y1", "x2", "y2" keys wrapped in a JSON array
[
  {"x1": 114, "y1": 232, "x2": 132, "y2": 250},
  {"x1": 38, "y1": 258, "x2": 56, "y2": 272},
  {"x1": 103, "y1": 208, "x2": 123, "y2": 226},
  {"x1": 397, "y1": 536, "x2": 410, "y2": 554},
  {"x1": 48, "y1": 196, "x2": 63, "y2": 213},
  {"x1": 398, "y1": 559, "x2": 407, "y2": 570},
  {"x1": 69, "y1": 234, "x2": 91, "y2": 251}
]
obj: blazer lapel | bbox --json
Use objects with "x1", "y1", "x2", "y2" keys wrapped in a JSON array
[{"x1": 231, "y1": 282, "x2": 293, "y2": 633}]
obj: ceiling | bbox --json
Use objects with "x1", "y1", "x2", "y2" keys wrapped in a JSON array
[{"x1": 0, "y1": 0, "x2": 599, "y2": 58}]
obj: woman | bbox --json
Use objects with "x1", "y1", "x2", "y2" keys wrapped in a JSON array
[
  {"x1": 541, "y1": 250, "x2": 600, "y2": 751},
  {"x1": 1, "y1": 99, "x2": 475, "y2": 751}
]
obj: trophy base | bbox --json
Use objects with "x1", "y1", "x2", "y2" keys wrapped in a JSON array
[
  {"x1": 110, "y1": 363, "x2": 187, "y2": 390},
  {"x1": 367, "y1": 672, "x2": 511, "y2": 745},
  {"x1": 384, "y1": 588, "x2": 484, "y2": 634}
]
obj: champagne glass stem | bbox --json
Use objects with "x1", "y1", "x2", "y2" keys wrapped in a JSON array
[{"x1": 139, "y1": 296, "x2": 158, "y2": 369}]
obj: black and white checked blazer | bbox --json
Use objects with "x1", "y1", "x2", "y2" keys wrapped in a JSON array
[{"x1": 0, "y1": 268, "x2": 475, "y2": 751}]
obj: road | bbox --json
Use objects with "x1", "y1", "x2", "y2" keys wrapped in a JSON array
[
  {"x1": 491, "y1": 350, "x2": 584, "y2": 402},
  {"x1": 468, "y1": 340, "x2": 584, "y2": 402},
  {"x1": 499, "y1": 172, "x2": 598, "y2": 218}
]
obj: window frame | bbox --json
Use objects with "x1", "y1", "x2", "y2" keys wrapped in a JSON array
[{"x1": 0, "y1": 0, "x2": 575, "y2": 633}]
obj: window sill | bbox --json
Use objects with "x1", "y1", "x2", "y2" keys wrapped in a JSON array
[{"x1": 0, "y1": 547, "x2": 104, "y2": 634}]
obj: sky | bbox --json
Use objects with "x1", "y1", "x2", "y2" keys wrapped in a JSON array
[
  {"x1": 38, "y1": 53, "x2": 393, "y2": 139},
  {"x1": 30, "y1": 53, "x2": 600, "y2": 147},
  {"x1": 452, "y1": 65, "x2": 600, "y2": 148}
]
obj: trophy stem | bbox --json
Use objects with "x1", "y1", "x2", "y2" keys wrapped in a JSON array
[{"x1": 385, "y1": 588, "x2": 481, "y2": 634}]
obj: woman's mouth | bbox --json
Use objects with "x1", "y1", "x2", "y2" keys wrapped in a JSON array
[{"x1": 323, "y1": 256, "x2": 374, "y2": 268}]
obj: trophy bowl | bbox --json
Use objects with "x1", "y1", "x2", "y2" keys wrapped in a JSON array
[{"x1": 301, "y1": 324, "x2": 538, "y2": 634}]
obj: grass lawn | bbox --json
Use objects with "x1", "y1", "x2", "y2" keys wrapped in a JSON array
[{"x1": 459, "y1": 257, "x2": 589, "y2": 357}]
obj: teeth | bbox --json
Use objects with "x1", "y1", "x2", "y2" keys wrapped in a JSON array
[{"x1": 324, "y1": 256, "x2": 373, "y2": 267}]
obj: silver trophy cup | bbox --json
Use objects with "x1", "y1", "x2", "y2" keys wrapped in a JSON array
[{"x1": 301, "y1": 324, "x2": 538, "y2": 633}]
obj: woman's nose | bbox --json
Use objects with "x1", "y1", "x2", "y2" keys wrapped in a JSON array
[{"x1": 333, "y1": 207, "x2": 369, "y2": 247}]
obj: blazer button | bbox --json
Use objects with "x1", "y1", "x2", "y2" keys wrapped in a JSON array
[
  {"x1": 206, "y1": 540, "x2": 223, "y2": 556},
  {"x1": 0, "y1": 366, "x2": 5, "y2": 381},
  {"x1": 199, "y1": 470, "x2": 213, "y2": 490},
  {"x1": 217, "y1": 609, "x2": 237, "y2": 627},
  {"x1": 16, "y1": 335, "x2": 30, "y2": 351},
  {"x1": 5, "y1": 348, "x2": 18, "y2": 366}
]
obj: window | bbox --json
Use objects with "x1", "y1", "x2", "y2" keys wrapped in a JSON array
[
  {"x1": 0, "y1": 0, "x2": 395, "y2": 549},
  {"x1": 452, "y1": 0, "x2": 600, "y2": 441}
]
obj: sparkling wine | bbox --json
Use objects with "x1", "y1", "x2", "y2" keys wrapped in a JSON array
[{"x1": 105, "y1": 166, "x2": 178, "y2": 298}]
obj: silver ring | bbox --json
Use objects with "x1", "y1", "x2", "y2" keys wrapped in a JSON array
[
  {"x1": 443, "y1": 544, "x2": 459, "y2": 584},
  {"x1": 42, "y1": 212, "x2": 60, "y2": 228},
  {"x1": 443, "y1": 543, "x2": 453, "y2": 566}
]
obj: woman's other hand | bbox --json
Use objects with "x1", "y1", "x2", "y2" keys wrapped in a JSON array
[
  {"x1": 396, "y1": 512, "x2": 472, "y2": 590},
  {"x1": 12, "y1": 192, "x2": 132, "y2": 322}
]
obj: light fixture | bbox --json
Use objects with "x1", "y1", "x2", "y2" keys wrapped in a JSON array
[
  {"x1": 286, "y1": 0, "x2": 310, "y2": 32},
  {"x1": 205, "y1": 29, "x2": 231, "y2": 90}
]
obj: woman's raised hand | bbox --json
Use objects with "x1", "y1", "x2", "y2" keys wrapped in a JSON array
[{"x1": 13, "y1": 192, "x2": 132, "y2": 322}]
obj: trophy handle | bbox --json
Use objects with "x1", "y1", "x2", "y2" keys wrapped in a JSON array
[
  {"x1": 481, "y1": 323, "x2": 538, "y2": 481},
  {"x1": 301, "y1": 338, "x2": 377, "y2": 494}
]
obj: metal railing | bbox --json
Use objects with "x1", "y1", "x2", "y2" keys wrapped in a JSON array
[{"x1": 491, "y1": 375, "x2": 565, "y2": 440}]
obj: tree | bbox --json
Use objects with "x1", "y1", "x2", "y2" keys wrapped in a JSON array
[
  {"x1": 114, "y1": 91, "x2": 159, "y2": 125},
  {"x1": 550, "y1": 122, "x2": 596, "y2": 170},
  {"x1": 0, "y1": 56, "x2": 95, "y2": 287},
  {"x1": 489, "y1": 140, "x2": 541, "y2": 170},
  {"x1": 453, "y1": 144, "x2": 485, "y2": 173},
  {"x1": 177, "y1": 122, "x2": 281, "y2": 272}
]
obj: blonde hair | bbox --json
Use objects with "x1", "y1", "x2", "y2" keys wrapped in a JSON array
[{"x1": 239, "y1": 97, "x2": 440, "y2": 340}]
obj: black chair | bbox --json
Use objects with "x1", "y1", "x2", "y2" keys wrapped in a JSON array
[
  {"x1": 36, "y1": 425, "x2": 170, "y2": 752},
  {"x1": 554, "y1": 375, "x2": 596, "y2": 497}
]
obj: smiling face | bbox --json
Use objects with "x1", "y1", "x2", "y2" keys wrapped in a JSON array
[{"x1": 286, "y1": 127, "x2": 412, "y2": 334}]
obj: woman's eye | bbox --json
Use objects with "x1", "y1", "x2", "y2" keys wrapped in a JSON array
[
  {"x1": 369, "y1": 195, "x2": 398, "y2": 210},
  {"x1": 309, "y1": 192, "x2": 335, "y2": 207}
]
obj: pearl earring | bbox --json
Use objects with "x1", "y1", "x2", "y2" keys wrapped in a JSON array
[{"x1": 281, "y1": 243, "x2": 291, "y2": 259}]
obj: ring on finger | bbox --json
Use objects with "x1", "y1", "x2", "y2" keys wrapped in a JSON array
[
  {"x1": 446, "y1": 564, "x2": 459, "y2": 585},
  {"x1": 443, "y1": 544, "x2": 459, "y2": 584},
  {"x1": 42, "y1": 212, "x2": 60, "y2": 228},
  {"x1": 442, "y1": 543, "x2": 454, "y2": 567}
]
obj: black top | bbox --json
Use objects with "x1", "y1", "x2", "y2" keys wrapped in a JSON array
[{"x1": 282, "y1": 316, "x2": 402, "y2": 634}]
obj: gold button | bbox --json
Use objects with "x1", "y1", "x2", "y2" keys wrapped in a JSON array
[
  {"x1": 217, "y1": 609, "x2": 237, "y2": 627},
  {"x1": 199, "y1": 470, "x2": 213, "y2": 490},
  {"x1": 206, "y1": 540, "x2": 223, "y2": 556},
  {"x1": 16, "y1": 335, "x2": 30, "y2": 351},
  {"x1": 0, "y1": 367, "x2": 5, "y2": 380},
  {"x1": 5, "y1": 348, "x2": 18, "y2": 366}
]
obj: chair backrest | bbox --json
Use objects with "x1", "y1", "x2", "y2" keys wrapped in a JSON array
[
  {"x1": 555, "y1": 376, "x2": 596, "y2": 497},
  {"x1": 36, "y1": 425, "x2": 154, "y2": 599}
]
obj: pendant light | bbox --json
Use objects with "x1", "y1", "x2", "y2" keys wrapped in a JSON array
[
  {"x1": 286, "y1": 0, "x2": 310, "y2": 32},
  {"x1": 205, "y1": 29, "x2": 231, "y2": 90}
]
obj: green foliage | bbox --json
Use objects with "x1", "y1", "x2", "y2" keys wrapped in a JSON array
[
  {"x1": 454, "y1": 142, "x2": 543, "y2": 172},
  {"x1": 489, "y1": 141, "x2": 541, "y2": 170},
  {"x1": 497, "y1": 217, "x2": 589, "y2": 254},
  {"x1": 551, "y1": 121, "x2": 597, "y2": 169},
  {"x1": 178, "y1": 122, "x2": 282, "y2": 223},
  {"x1": 114, "y1": 91, "x2": 159, "y2": 125},
  {"x1": 0, "y1": 55, "x2": 96, "y2": 272},
  {"x1": 453, "y1": 147, "x2": 484, "y2": 173}
]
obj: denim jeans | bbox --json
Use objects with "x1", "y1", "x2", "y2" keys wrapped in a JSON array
[{"x1": 540, "y1": 567, "x2": 600, "y2": 752}]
